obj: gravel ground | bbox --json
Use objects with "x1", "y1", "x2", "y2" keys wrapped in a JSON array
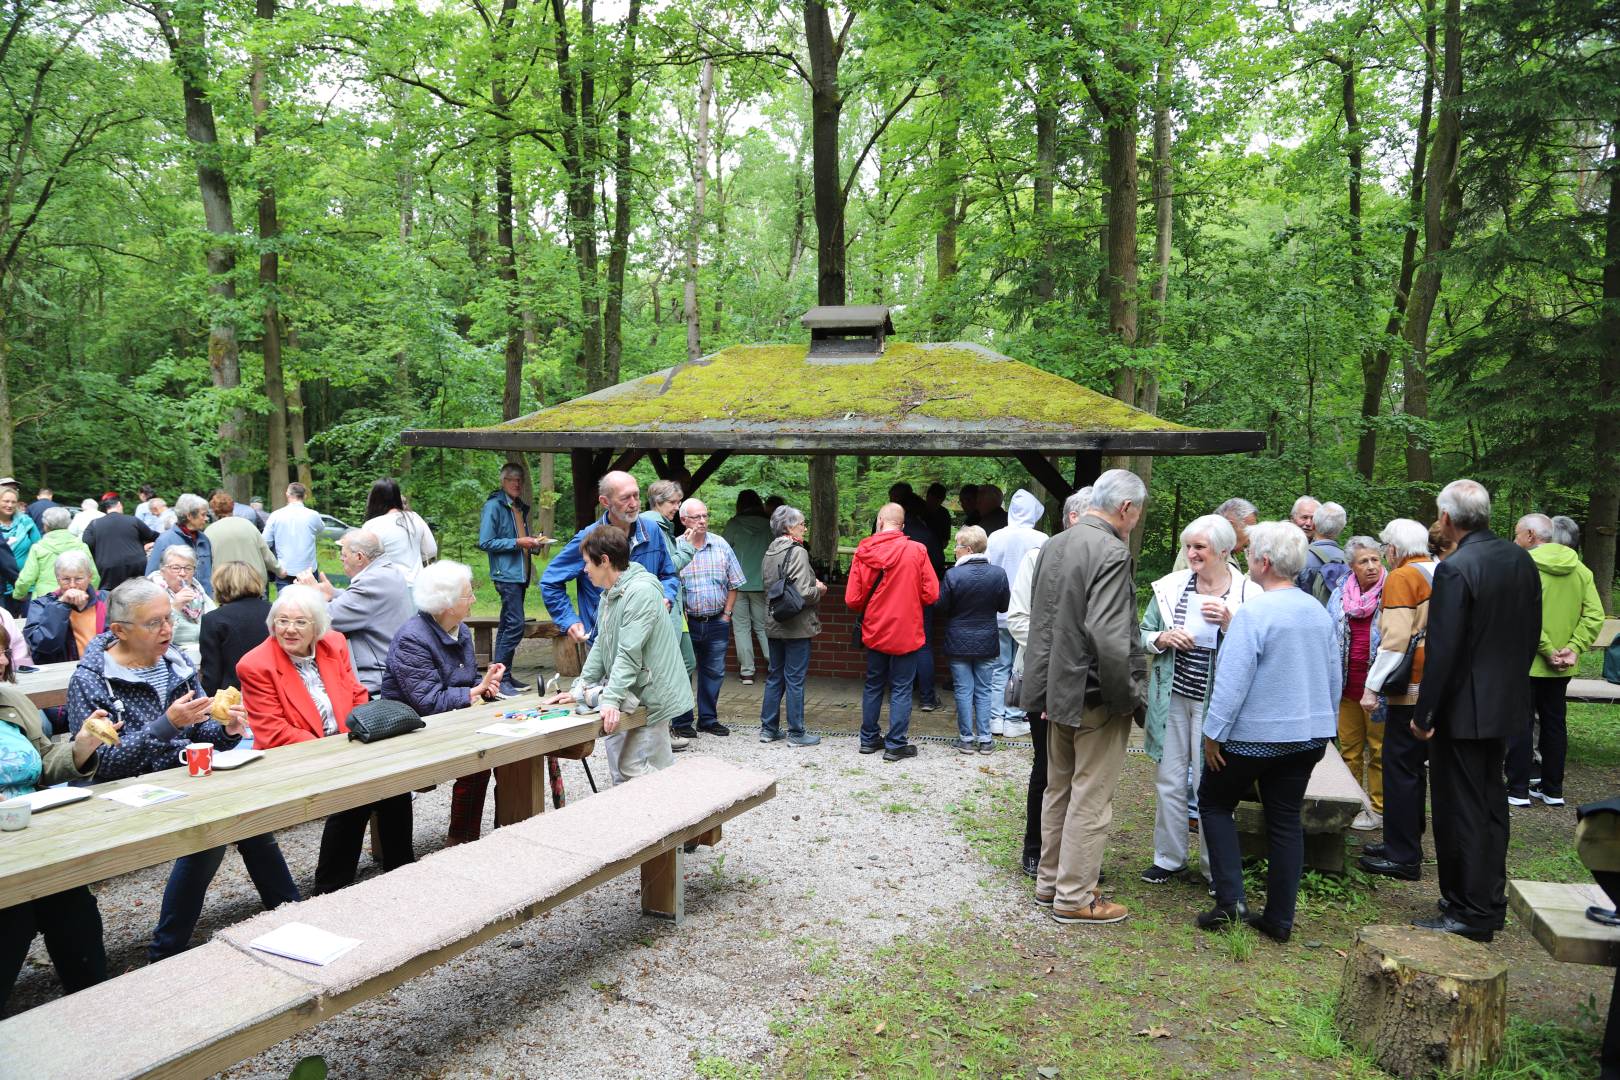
[{"x1": 9, "y1": 687, "x2": 1035, "y2": 1079}]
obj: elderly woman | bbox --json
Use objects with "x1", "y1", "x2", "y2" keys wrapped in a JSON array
[
  {"x1": 362, "y1": 477, "x2": 437, "y2": 582},
  {"x1": 935, "y1": 525, "x2": 1009, "y2": 754},
  {"x1": 0, "y1": 623, "x2": 111, "y2": 1011},
  {"x1": 148, "y1": 544, "x2": 215, "y2": 647},
  {"x1": 1329, "y1": 536, "x2": 1387, "y2": 831},
  {"x1": 22, "y1": 550, "x2": 102, "y2": 666},
  {"x1": 1196, "y1": 522, "x2": 1340, "y2": 942},
  {"x1": 382, "y1": 560, "x2": 506, "y2": 844},
  {"x1": 239, "y1": 585, "x2": 402, "y2": 895},
  {"x1": 758, "y1": 504, "x2": 827, "y2": 747},
  {"x1": 146, "y1": 493, "x2": 214, "y2": 596},
  {"x1": 1357, "y1": 519, "x2": 1436, "y2": 881},
  {"x1": 0, "y1": 485, "x2": 40, "y2": 570},
  {"x1": 1139, "y1": 514, "x2": 1263, "y2": 886},
  {"x1": 13, "y1": 506, "x2": 98, "y2": 601},
  {"x1": 545, "y1": 526, "x2": 692, "y2": 780},
  {"x1": 198, "y1": 562, "x2": 271, "y2": 695}
]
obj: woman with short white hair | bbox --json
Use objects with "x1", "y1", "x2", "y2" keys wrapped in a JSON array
[
  {"x1": 1138, "y1": 513, "x2": 1264, "y2": 886},
  {"x1": 1196, "y1": 521, "x2": 1340, "y2": 941},
  {"x1": 147, "y1": 543, "x2": 214, "y2": 647}
]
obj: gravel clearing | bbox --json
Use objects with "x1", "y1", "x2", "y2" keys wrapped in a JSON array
[{"x1": 9, "y1": 702, "x2": 1037, "y2": 1079}]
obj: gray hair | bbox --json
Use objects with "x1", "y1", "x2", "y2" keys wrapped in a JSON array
[
  {"x1": 770, "y1": 504, "x2": 805, "y2": 537},
  {"x1": 954, "y1": 525, "x2": 989, "y2": 554},
  {"x1": 173, "y1": 493, "x2": 209, "y2": 522},
  {"x1": 499, "y1": 462, "x2": 525, "y2": 481},
  {"x1": 413, "y1": 559, "x2": 473, "y2": 616},
  {"x1": 1344, "y1": 535, "x2": 1382, "y2": 561},
  {"x1": 1551, "y1": 515, "x2": 1581, "y2": 548},
  {"x1": 268, "y1": 584, "x2": 332, "y2": 638},
  {"x1": 1063, "y1": 487, "x2": 1093, "y2": 526},
  {"x1": 344, "y1": 529, "x2": 384, "y2": 561},
  {"x1": 679, "y1": 498, "x2": 707, "y2": 520},
  {"x1": 107, "y1": 577, "x2": 167, "y2": 625},
  {"x1": 160, "y1": 543, "x2": 198, "y2": 568},
  {"x1": 1215, "y1": 497, "x2": 1257, "y2": 523},
  {"x1": 1180, "y1": 514, "x2": 1236, "y2": 556},
  {"x1": 1437, "y1": 479, "x2": 1491, "y2": 532},
  {"x1": 1516, "y1": 513, "x2": 1553, "y2": 544},
  {"x1": 648, "y1": 479, "x2": 684, "y2": 509},
  {"x1": 1379, "y1": 518, "x2": 1430, "y2": 561},
  {"x1": 1089, "y1": 469, "x2": 1146, "y2": 515},
  {"x1": 1247, "y1": 521, "x2": 1309, "y2": 580},
  {"x1": 53, "y1": 550, "x2": 93, "y2": 580},
  {"x1": 41, "y1": 506, "x2": 70, "y2": 532},
  {"x1": 1291, "y1": 495, "x2": 1319, "y2": 517},
  {"x1": 1313, "y1": 502, "x2": 1347, "y2": 539}
]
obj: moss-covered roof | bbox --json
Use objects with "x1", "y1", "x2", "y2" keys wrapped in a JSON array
[{"x1": 402, "y1": 341, "x2": 1264, "y2": 456}]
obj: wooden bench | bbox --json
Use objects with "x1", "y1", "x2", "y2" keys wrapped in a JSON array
[
  {"x1": 0, "y1": 755, "x2": 777, "y2": 1080},
  {"x1": 1509, "y1": 879, "x2": 1620, "y2": 967},
  {"x1": 463, "y1": 616, "x2": 566, "y2": 669},
  {"x1": 1568, "y1": 678, "x2": 1620, "y2": 705},
  {"x1": 1235, "y1": 747, "x2": 1365, "y2": 873}
]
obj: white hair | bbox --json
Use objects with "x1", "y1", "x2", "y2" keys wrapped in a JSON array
[
  {"x1": 41, "y1": 506, "x2": 71, "y2": 532},
  {"x1": 1379, "y1": 518, "x2": 1430, "y2": 561},
  {"x1": 770, "y1": 505, "x2": 805, "y2": 537},
  {"x1": 268, "y1": 584, "x2": 332, "y2": 639},
  {"x1": 1063, "y1": 487, "x2": 1093, "y2": 525},
  {"x1": 80, "y1": 498, "x2": 97, "y2": 511},
  {"x1": 161, "y1": 543, "x2": 198, "y2": 567},
  {"x1": 108, "y1": 578, "x2": 166, "y2": 625},
  {"x1": 1313, "y1": 502, "x2": 1347, "y2": 539},
  {"x1": 1437, "y1": 479, "x2": 1491, "y2": 532},
  {"x1": 1247, "y1": 521, "x2": 1309, "y2": 580},
  {"x1": 1516, "y1": 513, "x2": 1553, "y2": 543},
  {"x1": 1291, "y1": 495, "x2": 1319, "y2": 517},
  {"x1": 1180, "y1": 514, "x2": 1236, "y2": 556},
  {"x1": 413, "y1": 559, "x2": 473, "y2": 616},
  {"x1": 53, "y1": 550, "x2": 93, "y2": 579},
  {"x1": 1551, "y1": 515, "x2": 1580, "y2": 548},
  {"x1": 1344, "y1": 535, "x2": 1382, "y2": 560},
  {"x1": 1088, "y1": 469, "x2": 1146, "y2": 515},
  {"x1": 1215, "y1": 497, "x2": 1257, "y2": 523},
  {"x1": 679, "y1": 497, "x2": 707, "y2": 519},
  {"x1": 173, "y1": 493, "x2": 209, "y2": 522}
]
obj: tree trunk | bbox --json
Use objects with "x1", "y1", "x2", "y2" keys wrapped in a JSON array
[
  {"x1": 804, "y1": 0, "x2": 845, "y2": 306},
  {"x1": 933, "y1": 80, "x2": 960, "y2": 336},
  {"x1": 809, "y1": 453, "x2": 838, "y2": 573},
  {"x1": 786, "y1": 128, "x2": 809, "y2": 286},
  {"x1": 1401, "y1": 0, "x2": 1462, "y2": 509},
  {"x1": 1129, "y1": 55, "x2": 1173, "y2": 555},
  {"x1": 0, "y1": 315, "x2": 12, "y2": 477},
  {"x1": 252, "y1": 0, "x2": 289, "y2": 509},
  {"x1": 602, "y1": 0, "x2": 639, "y2": 386},
  {"x1": 287, "y1": 376, "x2": 313, "y2": 492},
  {"x1": 1033, "y1": 93, "x2": 1057, "y2": 304},
  {"x1": 684, "y1": 57, "x2": 713, "y2": 360},
  {"x1": 537, "y1": 451, "x2": 556, "y2": 544},
  {"x1": 553, "y1": 0, "x2": 605, "y2": 388},
  {"x1": 1590, "y1": 117, "x2": 1620, "y2": 613},
  {"x1": 395, "y1": 134, "x2": 415, "y2": 475},
  {"x1": 493, "y1": 0, "x2": 524, "y2": 422}
]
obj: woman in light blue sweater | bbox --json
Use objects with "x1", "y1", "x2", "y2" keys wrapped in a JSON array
[{"x1": 1197, "y1": 521, "x2": 1341, "y2": 942}]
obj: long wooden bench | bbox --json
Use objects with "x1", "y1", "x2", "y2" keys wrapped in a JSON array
[
  {"x1": 0, "y1": 756, "x2": 777, "y2": 1080},
  {"x1": 463, "y1": 616, "x2": 561, "y2": 667},
  {"x1": 1509, "y1": 878, "x2": 1620, "y2": 967},
  {"x1": 1235, "y1": 746, "x2": 1365, "y2": 873}
]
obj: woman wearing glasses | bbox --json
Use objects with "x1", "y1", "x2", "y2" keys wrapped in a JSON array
[
  {"x1": 238, "y1": 584, "x2": 414, "y2": 894},
  {"x1": 65, "y1": 578, "x2": 298, "y2": 961}
]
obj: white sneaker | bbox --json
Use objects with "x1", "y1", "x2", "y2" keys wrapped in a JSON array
[
  {"x1": 1002, "y1": 721, "x2": 1031, "y2": 738},
  {"x1": 989, "y1": 719, "x2": 1006, "y2": 736},
  {"x1": 1508, "y1": 795, "x2": 1532, "y2": 807},
  {"x1": 1351, "y1": 809, "x2": 1382, "y2": 831}
]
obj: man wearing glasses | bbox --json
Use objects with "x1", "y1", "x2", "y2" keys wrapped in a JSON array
[{"x1": 673, "y1": 498, "x2": 745, "y2": 739}]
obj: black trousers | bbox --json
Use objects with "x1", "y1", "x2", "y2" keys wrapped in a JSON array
[
  {"x1": 1022, "y1": 712, "x2": 1049, "y2": 861},
  {"x1": 0, "y1": 886, "x2": 106, "y2": 1014},
  {"x1": 313, "y1": 794, "x2": 416, "y2": 895},
  {"x1": 1380, "y1": 703, "x2": 1428, "y2": 866},
  {"x1": 1506, "y1": 675, "x2": 1569, "y2": 798},
  {"x1": 1430, "y1": 731, "x2": 1509, "y2": 931}
]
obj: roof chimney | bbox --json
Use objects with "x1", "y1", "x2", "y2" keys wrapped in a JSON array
[{"x1": 801, "y1": 305, "x2": 893, "y2": 363}]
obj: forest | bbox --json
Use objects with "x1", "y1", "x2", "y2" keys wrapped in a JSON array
[{"x1": 1, "y1": 0, "x2": 1615, "y2": 604}]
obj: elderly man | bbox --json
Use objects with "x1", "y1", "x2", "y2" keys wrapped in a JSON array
[
  {"x1": 1022, "y1": 470, "x2": 1147, "y2": 925},
  {"x1": 204, "y1": 492, "x2": 282, "y2": 590},
  {"x1": 139, "y1": 494, "x2": 176, "y2": 535},
  {"x1": 1172, "y1": 497, "x2": 1258, "y2": 572},
  {"x1": 479, "y1": 463, "x2": 545, "y2": 696},
  {"x1": 677, "y1": 498, "x2": 746, "y2": 737},
  {"x1": 847, "y1": 502, "x2": 939, "y2": 762},
  {"x1": 1290, "y1": 495, "x2": 1319, "y2": 540},
  {"x1": 986, "y1": 489, "x2": 1047, "y2": 738},
  {"x1": 82, "y1": 498, "x2": 159, "y2": 593},
  {"x1": 297, "y1": 530, "x2": 414, "y2": 696},
  {"x1": 1508, "y1": 513, "x2": 1603, "y2": 808},
  {"x1": 1298, "y1": 501, "x2": 1349, "y2": 603},
  {"x1": 264, "y1": 482, "x2": 324, "y2": 583},
  {"x1": 1411, "y1": 480, "x2": 1540, "y2": 942},
  {"x1": 146, "y1": 494, "x2": 214, "y2": 596}
]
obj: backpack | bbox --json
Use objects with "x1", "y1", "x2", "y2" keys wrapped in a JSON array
[
  {"x1": 766, "y1": 547, "x2": 806, "y2": 621},
  {"x1": 1298, "y1": 541, "x2": 1350, "y2": 605}
]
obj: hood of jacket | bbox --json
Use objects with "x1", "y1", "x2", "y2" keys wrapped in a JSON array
[
  {"x1": 1530, "y1": 542, "x2": 1582, "y2": 576},
  {"x1": 1006, "y1": 489, "x2": 1044, "y2": 530},
  {"x1": 852, "y1": 528, "x2": 915, "y2": 571},
  {"x1": 764, "y1": 535, "x2": 801, "y2": 560},
  {"x1": 605, "y1": 560, "x2": 651, "y2": 601},
  {"x1": 77, "y1": 629, "x2": 198, "y2": 686}
]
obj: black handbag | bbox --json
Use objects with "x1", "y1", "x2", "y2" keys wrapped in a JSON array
[
  {"x1": 346, "y1": 699, "x2": 426, "y2": 743},
  {"x1": 1383, "y1": 629, "x2": 1424, "y2": 692},
  {"x1": 850, "y1": 568, "x2": 886, "y2": 647}
]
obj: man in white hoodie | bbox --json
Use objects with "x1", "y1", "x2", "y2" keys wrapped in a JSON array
[{"x1": 985, "y1": 489, "x2": 1048, "y2": 738}]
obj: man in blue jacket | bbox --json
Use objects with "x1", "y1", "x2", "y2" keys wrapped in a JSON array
[
  {"x1": 479, "y1": 463, "x2": 547, "y2": 696},
  {"x1": 540, "y1": 470, "x2": 680, "y2": 640}
]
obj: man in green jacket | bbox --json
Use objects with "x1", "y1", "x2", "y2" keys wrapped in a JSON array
[{"x1": 1510, "y1": 513, "x2": 1604, "y2": 806}]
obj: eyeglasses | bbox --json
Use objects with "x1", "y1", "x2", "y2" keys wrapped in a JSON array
[
  {"x1": 684, "y1": 512, "x2": 709, "y2": 521},
  {"x1": 273, "y1": 617, "x2": 313, "y2": 631},
  {"x1": 117, "y1": 614, "x2": 175, "y2": 632}
]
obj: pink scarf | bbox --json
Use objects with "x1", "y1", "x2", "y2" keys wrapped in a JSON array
[{"x1": 1341, "y1": 567, "x2": 1385, "y2": 619}]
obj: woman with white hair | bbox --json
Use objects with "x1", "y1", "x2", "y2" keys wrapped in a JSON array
[
  {"x1": 1138, "y1": 513, "x2": 1264, "y2": 886},
  {"x1": 148, "y1": 543, "x2": 215, "y2": 647},
  {"x1": 22, "y1": 550, "x2": 101, "y2": 667},
  {"x1": 382, "y1": 560, "x2": 507, "y2": 845},
  {"x1": 1196, "y1": 522, "x2": 1340, "y2": 941},
  {"x1": 12, "y1": 506, "x2": 98, "y2": 601},
  {"x1": 145, "y1": 492, "x2": 215, "y2": 596}
]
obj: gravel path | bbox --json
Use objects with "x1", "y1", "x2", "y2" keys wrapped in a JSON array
[{"x1": 10, "y1": 705, "x2": 1036, "y2": 1078}]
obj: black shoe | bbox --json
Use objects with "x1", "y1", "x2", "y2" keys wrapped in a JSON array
[
  {"x1": 670, "y1": 725, "x2": 699, "y2": 740},
  {"x1": 917, "y1": 701, "x2": 941, "y2": 712},
  {"x1": 1412, "y1": 914, "x2": 1494, "y2": 943},
  {"x1": 1358, "y1": 855, "x2": 1421, "y2": 881},
  {"x1": 1140, "y1": 864, "x2": 1184, "y2": 885},
  {"x1": 1021, "y1": 853, "x2": 1038, "y2": 879},
  {"x1": 859, "y1": 741, "x2": 883, "y2": 754},
  {"x1": 503, "y1": 675, "x2": 532, "y2": 693},
  {"x1": 698, "y1": 722, "x2": 731, "y2": 737},
  {"x1": 881, "y1": 744, "x2": 918, "y2": 762},
  {"x1": 1196, "y1": 901, "x2": 1250, "y2": 931},
  {"x1": 1361, "y1": 842, "x2": 1388, "y2": 859},
  {"x1": 1245, "y1": 913, "x2": 1292, "y2": 943}
]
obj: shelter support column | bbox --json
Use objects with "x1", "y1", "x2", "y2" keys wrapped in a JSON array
[
  {"x1": 809, "y1": 454, "x2": 838, "y2": 575},
  {"x1": 1073, "y1": 450, "x2": 1103, "y2": 490},
  {"x1": 571, "y1": 449, "x2": 613, "y2": 530},
  {"x1": 1014, "y1": 452, "x2": 1075, "y2": 502}
]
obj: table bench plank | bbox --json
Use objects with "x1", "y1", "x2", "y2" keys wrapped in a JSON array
[
  {"x1": 1568, "y1": 678, "x2": 1620, "y2": 704},
  {"x1": 15, "y1": 660, "x2": 76, "y2": 709},
  {"x1": 1509, "y1": 879, "x2": 1620, "y2": 967}
]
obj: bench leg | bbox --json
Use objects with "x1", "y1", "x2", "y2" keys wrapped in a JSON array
[
  {"x1": 367, "y1": 811, "x2": 381, "y2": 860},
  {"x1": 493, "y1": 756, "x2": 546, "y2": 826},
  {"x1": 641, "y1": 846, "x2": 685, "y2": 924}
]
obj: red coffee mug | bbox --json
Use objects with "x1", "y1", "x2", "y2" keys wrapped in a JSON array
[{"x1": 178, "y1": 742, "x2": 213, "y2": 777}]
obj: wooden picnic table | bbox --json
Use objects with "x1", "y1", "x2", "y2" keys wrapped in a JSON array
[
  {"x1": 0, "y1": 699, "x2": 631, "y2": 909},
  {"x1": 14, "y1": 661, "x2": 77, "y2": 709},
  {"x1": 1568, "y1": 678, "x2": 1620, "y2": 704}
]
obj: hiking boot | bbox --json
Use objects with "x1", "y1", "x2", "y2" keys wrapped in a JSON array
[
  {"x1": 956, "y1": 739, "x2": 976, "y2": 755},
  {"x1": 1033, "y1": 889, "x2": 1055, "y2": 907},
  {"x1": 670, "y1": 725, "x2": 699, "y2": 740},
  {"x1": 787, "y1": 732, "x2": 821, "y2": 747},
  {"x1": 882, "y1": 744, "x2": 919, "y2": 762},
  {"x1": 978, "y1": 741, "x2": 993, "y2": 755},
  {"x1": 698, "y1": 722, "x2": 731, "y2": 737},
  {"x1": 1052, "y1": 898, "x2": 1129, "y2": 925},
  {"x1": 1196, "y1": 901, "x2": 1250, "y2": 931},
  {"x1": 859, "y1": 741, "x2": 883, "y2": 755},
  {"x1": 760, "y1": 728, "x2": 785, "y2": 743}
]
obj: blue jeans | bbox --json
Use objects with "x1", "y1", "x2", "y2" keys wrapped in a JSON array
[
  {"x1": 687, "y1": 615, "x2": 730, "y2": 726},
  {"x1": 912, "y1": 605, "x2": 938, "y2": 705},
  {"x1": 760, "y1": 638, "x2": 811, "y2": 736},
  {"x1": 990, "y1": 627, "x2": 1022, "y2": 723},
  {"x1": 950, "y1": 657, "x2": 996, "y2": 742},
  {"x1": 492, "y1": 580, "x2": 527, "y2": 672},
  {"x1": 862, "y1": 648, "x2": 917, "y2": 750},
  {"x1": 1198, "y1": 743, "x2": 1324, "y2": 932},
  {"x1": 148, "y1": 833, "x2": 300, "y2": 961}
]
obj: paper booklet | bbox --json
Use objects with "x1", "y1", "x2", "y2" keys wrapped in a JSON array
[
  {"x1": 1178, "y1": 602, "x2": 1222, "y2": 649},
  {"x1": 99, "y1": 784, "x2": 187, "y2": 808},
  {"x1": 248, "y1": 922, "x2": 362, "y2": 966}
]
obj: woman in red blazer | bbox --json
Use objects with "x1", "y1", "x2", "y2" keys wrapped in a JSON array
[{"x1": 238, "y1": 584, "x2": 415, "y2": 894}]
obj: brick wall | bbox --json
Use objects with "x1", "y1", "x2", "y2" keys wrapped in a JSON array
[{"x1": 722, "y1": 603, "x2": 872, "y2": 679}]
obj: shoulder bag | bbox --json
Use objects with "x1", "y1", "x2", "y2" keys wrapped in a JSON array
[
  {"x1": 850, "y1": 567, "x2": 885, "y2": 647},
  {"x1": 346, "y1": 699, "x2": 426, "y2": 742}
]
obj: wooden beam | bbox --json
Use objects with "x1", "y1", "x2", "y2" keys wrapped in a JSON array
[
  {"x1": 647, "y1": 449, "x2": 670, "y2": 478},
  {"x1": 685, "y1": 451, "x2": 732, "y2": 496},
  {"x1": 809, "y1": 454, "x2": 838, "y2": 573},
  {"x1": 1015, "y1": 452, "x2": 1074, "y2": 501},
  {"x1": 667, "y1": 449, "x2": 687, "y2": 481},
  {"x1": 640, "y1": 846, "x2": 685, "y2": 924},
  {"x1": 1073, "y1": 450, "x2": 1103, "y2": 489},
  {"x1": 570, "y1": 449, "x2": 598, "y2": 532},
  {"x1": 608, "y1": 448, "x2": 645, "y2": 474}
]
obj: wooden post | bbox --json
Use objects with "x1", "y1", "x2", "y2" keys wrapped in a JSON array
[
  {"x1": 809, "y1": 453, "x2": 839, "y2": 575},
  {"x1": 640, "y1": 845, "x2": 685, "y2": 924},
  {"x1": 1073, "y1": 449, "x2": 1103, "y2": 489},
  {"x1": 569, "y1": 449, "x2": 597, "y2": 531},
  {"x1": 493, "y1": 757, "x2": 547, "y2": 825},
  {"x1": 1336, "y1": 925, "x2": 1507, "y2": 1077}
]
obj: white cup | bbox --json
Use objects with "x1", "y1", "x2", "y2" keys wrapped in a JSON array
[{"x1": 0, "y1": 799, "x2": 31, "y2": 831}]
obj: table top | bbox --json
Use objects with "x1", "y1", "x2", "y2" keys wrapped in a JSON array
[
  {"x1": 0, "y1": 699, "x2": 628, "y2": 908},
  {"x1": 14, "y1": 661, "x2": 77, "y2": 709}
]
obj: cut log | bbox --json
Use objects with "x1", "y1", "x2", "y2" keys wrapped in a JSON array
[
  {"x1": 553, "y1": 636, "x2": 587, "y2": 678},
  {"x1": 1336, "y1": 925, "x2": 1507, "y2": 1077}
]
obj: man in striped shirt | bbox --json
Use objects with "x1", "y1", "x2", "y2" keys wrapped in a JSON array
[{"x1": 676, "y1": 498, "x2": 746, "y2": 738}]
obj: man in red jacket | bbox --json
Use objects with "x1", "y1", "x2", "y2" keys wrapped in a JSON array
[{"x1": 847, "y1": 503, "x2": 940, "y2": 761}]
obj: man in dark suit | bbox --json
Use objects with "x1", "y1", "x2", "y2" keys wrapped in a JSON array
[{"x1": 1410, "y1": 479, "x2": 1540, "y2": 942}]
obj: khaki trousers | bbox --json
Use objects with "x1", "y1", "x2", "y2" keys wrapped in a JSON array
[
  {"x1": 1337, "y1": 697, "x2": 1383, "y2": 812},
  {"x1": 1038, "y1": 706, "x2": 1132, "y2": 908}
]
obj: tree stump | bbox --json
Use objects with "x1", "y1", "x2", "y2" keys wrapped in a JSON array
[
  {"x1": 1336, "y1": 925, "x2": 1507, "y2": 1077},
  {"x1": 553, "y1": 636, "x2": 586, "y2": 678}
]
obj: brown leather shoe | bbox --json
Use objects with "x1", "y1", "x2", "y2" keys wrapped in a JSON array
[
  {"x1": 1051, "y1": 898, "x2": 1129, "y2": 925},
  {"x1": 1033, "y1": 889, "x2": 1055, "y2": 907}
]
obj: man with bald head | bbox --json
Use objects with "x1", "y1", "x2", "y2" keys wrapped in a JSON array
[
  {"x1": 675, "y1": 497, "x2": 746, "y2": 737},
  {"x1": 298, "y1": 529, "x2": 414, "y2": 695},
  {"x1": 846, "y1": 503, "x2": 939, "y2": 762}
]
